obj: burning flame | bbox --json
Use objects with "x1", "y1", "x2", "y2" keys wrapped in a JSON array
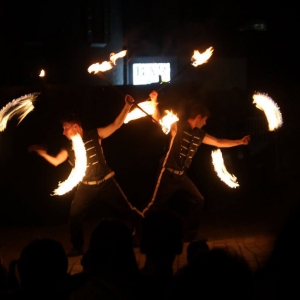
[
  {"x1": 252, "y1": 92, "x2": 283, "y2": 131},
  {"x1": 110, "y1": 50, "x2": 127, "y2": 65},
  {"x1": 191, "y1": 47, "x2": 214, "y2": 67},
  {"x1": 124, "y1": 100, "x2": 158, "y2": 124},
  {"x1": 88, "y1": 50, "x2": 127, "y2": 74},
  {"x1": 211, "y1": 149, "x2": 239, "y2": 188},
  {"x1": 0, "y1": 93, "x2": 39, "y2": 132},
  {"x1": 39, "y1": 69, "x2": 45, "y2": 77},
  {"x1": 52, "y1": 134, "x2": 87, "y2": 196},
  {"x1": 159, "y1": 110, "x2": 179, "y2": 134},
  {"x1": 88, "y1": 61, "x2": 113, "y2": 73}
]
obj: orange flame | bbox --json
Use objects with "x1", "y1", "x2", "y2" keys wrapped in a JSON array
[
  {"x1": 39, "y1": 69, "x2": 45, "y2": 77},
  {"x1": 88, "y1": 61, "x2": 113, "y2": 73},
  {"x1": 52, "y1": 134, "x2": 87, "y2": 196},
  {"x1": 110, "y1": 50, "x2": 127, "y2": 65},
  {"x1": 124, "y1": 100, "x2": 158, "y2": 124},
  {"x1": 211, "y1": 149, "x2": 239, "y2": 188},
  {"x1": 252, "y1": 92, "x2": 283, "y2": 131},
  {"x1": 159, "y1": 110, "x2": 179, "y2": 134},
  {"x1": 88, "y1": 50, "x2": 127, "y2": 74},
  {"x1": 191, "y1": 47, "x2": 214, "y2": 67}
]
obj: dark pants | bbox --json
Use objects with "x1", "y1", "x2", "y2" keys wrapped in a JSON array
[
  {"x1": 69, "y1": 177, "x2": 139, "y2": 249},
  {"x1": 146, "y1": 170, "x2": 204, "y2": 237}
]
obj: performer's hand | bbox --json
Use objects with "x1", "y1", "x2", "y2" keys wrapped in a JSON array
[
  {"x1": 241, "y1": 135, "x2": 251, "y2": 145},
  {"x1": 149, "y1": 90, "x2": 158, "y2": 103},
  {"x1": 28, "y1": 144, "x2": 47, "y2": 154},
  {"x1": 125, "y1": 94, "x2": 134, "y2": 105}
]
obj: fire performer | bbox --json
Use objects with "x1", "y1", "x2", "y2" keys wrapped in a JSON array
[
  {"x1": 28, "y1": 94, "x2": 141, "y2": 257},
  {"x1": 143, "y1": 90, "x2": 251, "y2": 241}
]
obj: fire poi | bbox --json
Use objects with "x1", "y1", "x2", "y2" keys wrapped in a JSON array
[
  {"x1": 52, "y1": 133, "x2": 87, "y2": 196},
  {"x1": 211, "y1": 149, "x2": 239, "y2": 188},
  {"x1": 252, "y1": 92, "x2": 283, "y2": 131},
  {"x1": 0, "y1": 93, "x2": 39, "y2": 132}
]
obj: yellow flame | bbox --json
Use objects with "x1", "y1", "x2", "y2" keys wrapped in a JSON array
[
  {"x1": 88, "y1": 61, "x2": 113, "y2": 73},
  {"x1": 211, "y1": 149, "x2": 239, "y2": 188},
  {"x1": 0, "y1": 93, "x2": 39, "y2": 132},
  {"x1": 110, "y1": 50, "x2": 127, "y2": 65},
  {"x1": 52, "y1": 134, "x2": 87, "y2": 196},
  {"x1": 252, "y1": 92, "x2": 283, "y2": 131},
  {"x1": 88, "y1": 50, "x2": 127, "y2": 74},
  {"x1": 124, "y1": 100, "x2": 158, "y2": 124},
  {"x1": 39, "y1": 69, "x2": 45, "y2": 77},
  {"x1": 159, "y1": 110, "x2": 179, "y2": 134},
  {"x1": 191, "y1": 47, "x2": 214, "y2": 67}
]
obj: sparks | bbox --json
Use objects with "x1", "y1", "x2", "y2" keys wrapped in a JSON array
[
  {"x1": 0, "y1": 93, "x2": 39, "y2": 132},
  {"x1": 52, "y1": 134, "x2": 87, "y2": 196},
  {"x1": 211, "y1": 149, "x2": 239, "y2": 188},
  {"x1": 159, "y1": 110, "x2": 179, "y2": 134},
  {"x1": 191, "y1": 47, "x2": 214, "y2": 67},
  {"x1": 252, "y1": 92, "x2": 283, "y2": 131},
  {"x1": 124, "y1": 100, "x2": 158, "y2": 124}
]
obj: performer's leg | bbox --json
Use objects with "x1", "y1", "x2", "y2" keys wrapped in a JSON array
[
  {"x1": 69, "y1": 183, "x2": 97, "y2": 252},
  {"x1": 96, "y1": 178, "x2": 140, "y2": 231},
  {"x1": 143, "y1": 170, "x2": 180, "y2": 215},
  {"x1": 177, "y1": 175, "x2": 205, "y2": 241}
]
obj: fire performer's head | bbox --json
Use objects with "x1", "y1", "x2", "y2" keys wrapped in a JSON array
[
  {"x1": 188, "y1": 103, "x2": 211, "y2": 130},
  {"x1": 60, "y1": 113, "x2": 83, "y2": 140}
]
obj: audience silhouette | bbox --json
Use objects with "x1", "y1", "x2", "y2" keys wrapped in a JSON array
[
  {"x1": 139, "y1": 210, "x2": 183, "y2": 300},
  {"x1": 8, "y1": 238, "x2": 72, "y2": 300},
  {"x1": 169, "y1": 246, "x2": 254, "y2": 300},
  {"x1": 70, "y1": 217, "x2": 144, "y2": 300}
]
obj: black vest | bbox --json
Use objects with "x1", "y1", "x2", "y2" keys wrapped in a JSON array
[
  {"x1": 164, "y1": 121, "x2": 206, "y2": 171},
  {"x1": 66, "y1": 129, "x2": 111, "y2": 181}
]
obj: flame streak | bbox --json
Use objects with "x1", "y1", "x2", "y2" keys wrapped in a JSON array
[
  {"x1": 0, "y1": 93, "x2": 39, "y2": 132},
  {"x1": 191, "y1": 47, "x2": 214, "y2": 67},
  {"x1": 88, "y1": 61, "x2": 113, "y2": 73},
  {"x1": 88, "y1": 50, "x2": 127, "y2": 74},
  {"x1": 124, "y1": 100, "x2": 157, "y2": 124},
  {"x1": 211, "y1": 149, "x2": 239, "y2": 188},
  {"x1": 52, "y1": 134, "x2": 87, "y2": 196},
  {"x1": 252, "y1": 92, "x2": 283, "y2": 131},
  {"x1": 110, "y1": 50, "x2": 127, "y2": 65},
  {"x1": 159, "y1": 110, "x2": 179, "y2": 134}
]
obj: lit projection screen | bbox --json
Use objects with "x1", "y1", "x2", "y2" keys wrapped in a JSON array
[{"x1": 132, "y1": 63, "x2": 171, "y2": 85}]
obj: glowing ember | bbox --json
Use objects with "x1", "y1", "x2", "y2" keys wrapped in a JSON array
[
  {"x1": 88, "y1": 61, "x2": 113, "y2": 73},
  {"x1": 0, "y1": 93, "x2": 39, "y2": 132},
  {"x1": 159, "y1": 110, "x2": 179, "y2": 134},
  {"x1": 211, "y1": 149, "x2": 239, "y2": 188},
  {"x1": 191, "y1": 47, "x2": 214, "y2": 67},
  {"x1": 252, "y1": 92, "x2": 283, "y2": 131},
  {"x1": 52, "y1": 134, "x2": 87, "y2": 196},
  {"x1": 39, "y1": 69, "x2": 45, "y2": 77},
  {"x1": 124, "y1": 100, "x2": 158, "y2": 124},
  {"x1": 110, "y1": 50, "x2": 127, "y2": 65}
]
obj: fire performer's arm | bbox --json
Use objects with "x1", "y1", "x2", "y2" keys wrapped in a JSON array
[
  {"x1": 28, "y1": 145, "x2": 68, "y2": 166},
  {"x1": 203, "y1": 134, "x2": 250, "y2": 148},
  {"x1": 97, "y1": 94, "x2": 134, "y2": 139}
]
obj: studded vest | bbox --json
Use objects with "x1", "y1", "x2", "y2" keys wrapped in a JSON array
[
  {"x1": 164, "y1": 121, "x2": 206, "y2": 171},
  {"x1": 66, "y1": 129, "x2": 111, "y2": 181}
]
